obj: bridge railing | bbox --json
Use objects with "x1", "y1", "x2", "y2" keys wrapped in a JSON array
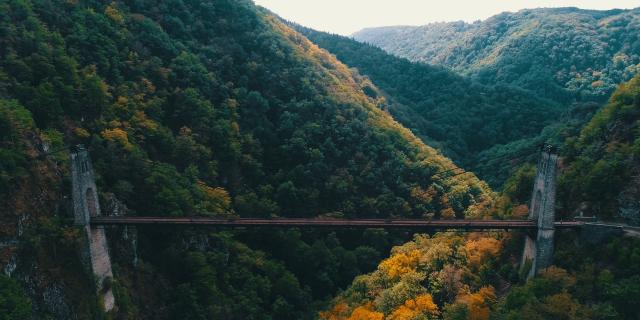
[{"x1": 90, "y1": 216, "x2": 583, "y2": 230}]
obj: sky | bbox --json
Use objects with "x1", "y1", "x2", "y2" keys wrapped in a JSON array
[{"x1": 253, "y1": 0, "x2": 640, "y2": 35}]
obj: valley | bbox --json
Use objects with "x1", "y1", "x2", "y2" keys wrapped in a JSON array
[{"x1": 0, "y1": 1, "x2": 639, "y2": 319}]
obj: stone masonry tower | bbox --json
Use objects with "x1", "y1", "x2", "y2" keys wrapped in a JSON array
[
  {"x1": 70, "y1": 145, "x2": 115, "y2": 311},
  {"x1": 521, "y1": 145, "x2": 559, "y2": 279}
]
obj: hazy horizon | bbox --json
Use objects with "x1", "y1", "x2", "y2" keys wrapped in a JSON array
[{"x1": 254, "y1": 0, "x2": 640, "y2": 35}]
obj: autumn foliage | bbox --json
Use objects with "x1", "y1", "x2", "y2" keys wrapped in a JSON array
[{"x1": 321, "y1": 233, "x2": 505, "y2": 320}]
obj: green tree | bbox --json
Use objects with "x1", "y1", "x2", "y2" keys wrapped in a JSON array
[{"x1": 0, "y1": 275, "x2": 31, "y2": 320}]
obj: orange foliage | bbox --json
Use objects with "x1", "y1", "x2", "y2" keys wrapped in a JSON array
[
  {"x1": 464, "y1": 237, "x2": 502, "y2": 268},
  {"x1": 319, "y1": 302, "x2": 350, "y2": 320},
  {"x1": 456, "y1": 287, "x2": 496, "y2": 320},
  {"x1": 512, "y1": 204, "x2": 529, "y2": 217},
  {"x1": 132, "y1": 110, "x2": 159, "y2": 131},
  {"x1": 379, "y1": 249, "x2": 421, "y2": 279},
  {"x1": 388, "y1": 294, "x2": 439, "y2": 320},
  {"x1": 140, "y1": 77, "x2": 156, "y2": 93},
  {"x1": 349, "y1": 303, "x2": 384, "y2": 320},
  {"x1": 101, "y1": 128, "x2": 133, "y2": 151},
  {"x1": 539, "y1": 266, "x2": 577, "y2": 289},
  {"x1": 116, "y1": 95, "x2": 129, "y2": 107},
  {"x1": 73, "y1": 127, "x2": 90, "y2": 138},
  {"x1": 320, "y1": 302, "x2": 383, "y2": 320},
  {"x1": 542, "y1": 292, "x2": 580, "y2": 318},
  {"x1": 410, "y1": 186, "x2": 436, "y2": 203},
  {"x1": 105, "y1": 3, "x2": 124, "y2": 23},
  {"x1": 440, "y1": 207, "x2": 456, "y2": 219},
  {"x1": 197, "y1": 184, "x2": 232, "y2": 215}
]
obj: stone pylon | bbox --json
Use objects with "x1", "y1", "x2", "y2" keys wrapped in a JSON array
[
  {"x1": 70, "y1": 145, "x2": 115, "y2": 311},
  {"x1": 521, "y1": 145, "x2": 558, "y2": 279}
]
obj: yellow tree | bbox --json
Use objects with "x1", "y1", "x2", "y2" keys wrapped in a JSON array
[
  {"x1": 349, "y1": 303, "x2": 384, "y2": 320},
  {"x1": 388, "y1": 294, "x2": 439, "y2": 320},
  {"x1": 454, "y1": 287, "x2": 496, "y2": 320},
  {"x1": 379, "y1": 250, "x2": 421, "y2": 279}
]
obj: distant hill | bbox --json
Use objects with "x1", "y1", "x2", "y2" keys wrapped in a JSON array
[
  {"x1": 353, "y1": 7, "x2": 640, "y2": 103},
  {"x1": 296, "y1": 24, "x2": 560, "y2": 180}
]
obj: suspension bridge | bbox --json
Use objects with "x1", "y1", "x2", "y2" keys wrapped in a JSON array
[
  {"x1": 63, "y1": 143, "x2": 589, "y2": 311},
  {"x1": 89, "y1": 216, "x2": 583, "y2": 229}
]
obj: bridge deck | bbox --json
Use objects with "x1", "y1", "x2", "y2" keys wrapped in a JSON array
[{"x1": 90, "y1": 217, "x2": 583, "y2": 230}]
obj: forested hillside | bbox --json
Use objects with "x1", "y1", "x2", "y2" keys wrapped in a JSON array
[
  {"x1": 559, "y1": 74, "x2": 640, "y2": 224},
  {"x1": 354, "y1": 7, "x2": 640, "y2": 103},
  {"x1": 4, "y1": 0, "x2": 640, "y2": 319},
  {"x1": 0, "y1": 0, "x2": 494, "y2": 318},
  {"x1": 321, "y1": 76, "x2": 640, "y2": 319},
  {"x1": 296, "y1": 25, "x2": 560, "y2": 176},
  {"x1": 321, "y1": 231, "x2": 640, "y2": 320}
]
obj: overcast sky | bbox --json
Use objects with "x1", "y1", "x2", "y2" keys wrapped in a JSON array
[{"x1": 253, "y1": 0, "x2": 640, "y2": 35}]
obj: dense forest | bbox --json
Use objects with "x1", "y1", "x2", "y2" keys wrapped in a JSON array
[
  {"x1": 559, "y1": 74, "x2": 640, "y2": 224},
  {"x1": 295, "y1": 25, "x2": 560, "y2": 184},
  {"x1": 1, "y1": 0, "x2": 640, "y2": 319},
  {"x1": 321, "y1": 75, "x2": 640, "y2": 319},
  {"x1": 354, "y1": 7, "x2": 640, "y2": 104},
  {"x1": 0, "y1": 0, "x2": 492, "y2": 318},
  {"x1": 321, "y1": 231, "x2": 640, "y2": 320}
]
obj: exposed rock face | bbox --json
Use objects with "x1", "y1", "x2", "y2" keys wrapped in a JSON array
[
  {"x1": 103, "y1": 193, "x2": 139, "y2": 268},
  {"x1": 103, "y1": 193, "x2": 130, "y2": 217},
  {"x1": 2, "y1": 253, "x2": 17, "y2": 276},
  {"x1": 182, "y1": 233, "x2": 211, "y2": 252},
  {"x1": 0, "y1": 133, "x2": 86, "y2": 319},
  {"x1": 9, "y1": 260, "x2": 74, "y2": 320},
  {"x1": 35, "y1": 281, "x2": 74, "y2": 320},
  {"x1": 618, "y1": 176, "x2": 640, "y2": 225}
]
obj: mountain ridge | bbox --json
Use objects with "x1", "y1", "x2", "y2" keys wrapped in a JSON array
[
  {"x1": 353, "y1": 6, "x2": 640, "y2": 103},
  {"x1": 353, "y1": 6, "x2": 637, "y2": 34},
  {"x1": 296, "y1": 23, "x2": 561, "y2": 184}
]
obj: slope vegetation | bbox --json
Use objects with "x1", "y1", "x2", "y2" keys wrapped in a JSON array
[
  {"x1": 321, "y1": 231, "x2": 640, "y2": 320},
  {"x1": 296, "y1": 25, "x2": 560, "y2": 178},
  {"x1": 559, "y1": 74, "x2": 640, "y2": 224},
  {"x1": 0, "y1": 0, "x2": 492, "y2": 318},
  {"x1": 354, "y1": 7, "x2": 640, "y2": 103},
  {"x1": 320, "y1": 76, "x2": 640, "y2": 320}
]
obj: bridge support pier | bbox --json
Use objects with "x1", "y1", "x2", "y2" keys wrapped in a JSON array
[
  {"x1": 521, "y1": 146, "x2": 559, "y2": 279},
  {"x1": 70, "y1": 145, "x2": 115, "y2": 312}
]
